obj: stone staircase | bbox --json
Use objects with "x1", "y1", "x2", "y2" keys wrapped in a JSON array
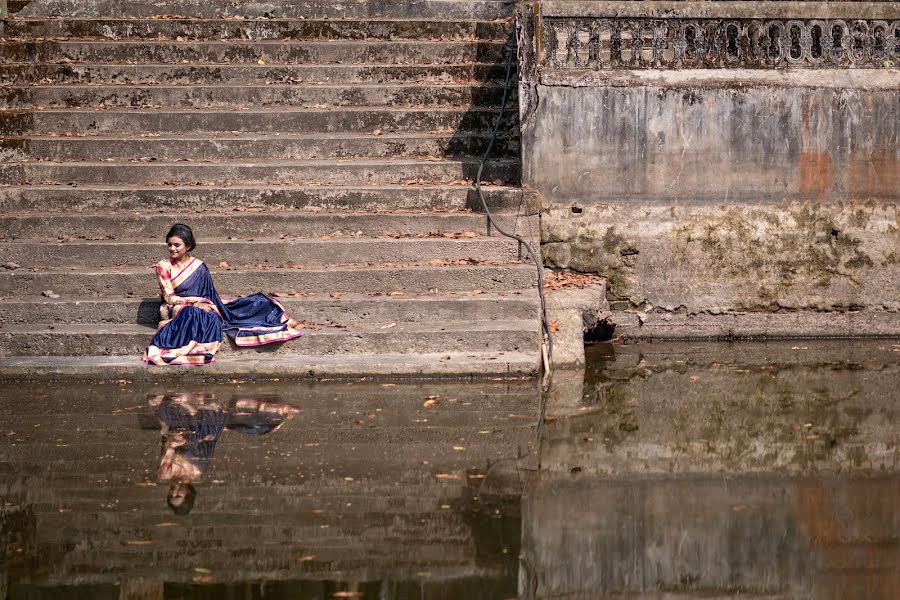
[{"x1": 0, "y1": 0, "x2": 542, "y2": 377}]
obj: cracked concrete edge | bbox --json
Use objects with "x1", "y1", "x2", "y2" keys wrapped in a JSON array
[
  {"x1": 609, "y1": 308, "x2": 900, "y2": 340},
  {"x1": 0, "y1": 352, "x2": 540, "y2": 383},
  {"x1": 546, "y1": 283, "x2": 609, "y2": 367}
]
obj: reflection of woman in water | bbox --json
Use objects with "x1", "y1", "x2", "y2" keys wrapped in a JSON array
[
  {"x1": 149, "y1": 393, "x2": 300, "y2": 514},
  {"x1": 142, "y1": 223, "x2": 303, "y2": 366}
]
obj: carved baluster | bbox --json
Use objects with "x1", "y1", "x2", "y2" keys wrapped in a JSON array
[
  {"x1": 653, "y1": 21, "x2": 671, "y2": 68},
  {"x1": 807, "y1": 20, "x2": 827, "y2": 66},
  {"x1": 849, "y1": 20, "x2": 871, "y2": 65},
  {"x1": 722, "y1": 21, "x2": 742, "y2": 66},
  {"x1": 827, "y1": 20, "x2": 850, "y2": 66},
  {"x1": 887, "y1": 21, "x2": 900, "y2": 67},
  {"x1": 869, "y1": 21, "x2": 889, "y2": 63},
  {"x1": 565, "y1": 21, "x2": 582, "y2": 67},
  {"x1": 639, "y1": 22, "x2": 655, "y2": 68},
  {"x1": 546, "y1": 20, "x2": 562, "y2": 67},
  {"x1": 673, "y1": 23, "x2": 688, "y2": 68},
  {"x1": 588, "y1": 22, "x2": 600, "y2": 68},
  {"x1": 785, "y1": 20, "x2": 807, "y2": 65},
  {"x1": 597, "y1": 20, "x2": 613, "y2": 69}
]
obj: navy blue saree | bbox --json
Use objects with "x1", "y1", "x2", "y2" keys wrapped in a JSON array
[{"x1": 142, "y1": 257, "x2": 302, "y2": 366}]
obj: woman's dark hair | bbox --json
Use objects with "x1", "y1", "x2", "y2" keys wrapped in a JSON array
[
  {"x1": 167, "y1": 483, "x2": 197, "y2": 515},
  {"x1": 166, "y1": 223, "x2": 196, "y2": 251}
]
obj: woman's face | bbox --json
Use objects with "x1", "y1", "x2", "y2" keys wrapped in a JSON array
[{"x1": 167, "y1": 236, "x2": 189, "y2": 262}]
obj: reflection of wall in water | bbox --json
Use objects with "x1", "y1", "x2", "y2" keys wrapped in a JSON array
[{"x1": 520, "y1": 476, "x2": 899, "y2": 599}]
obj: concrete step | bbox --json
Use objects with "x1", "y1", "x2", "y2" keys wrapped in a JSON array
[
  {"x1": 0, "y1": 237, "x2": 523, "y2": 267},
  {"x1": 0, "y1": 210, "x2": 536, "y2": 240},
  {"x1": 0, "y1": 184, "x2": 527, "y2": 212},
  {"x1": 0, "y1": 62, "x2": 513, "y2": 85},
  {"x1": 0, "y1": 349, "x2": 540, "y2": 379},
  {"x1": 4, "y1": 158, "x2": 519, "y2": 186},
  {"x1": 0, "y1": 39, "x2": 509, "y2": 64},
  {"x1": 0, "y1": 263, "x2": 538, "y2": 296},
  {"x1": 2, "y1": 18, "x2": 513, "y2": 42},
  {"x1": 12, "y1": 132, "x2": 520, "y2": 161},
  {"x1": 0, "y1": 83, "x2": 516, "y2": 109},
  {"x1": 18, "y1": 1, "x2": 516, "y2": 20},
  {"x1": 0, "y1": 319, "x2": 540, "y2": 356},
  {"x1": 0, "y1": 291, "x2": 538, "y2": 326},
  {"x1": 7, "y1": 106, "x2": 516, "y2": 135}
]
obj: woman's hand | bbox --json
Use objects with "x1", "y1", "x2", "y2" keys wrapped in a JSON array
[{"x1": 193, "y1": 302, "x2": 215, "y2": 312}]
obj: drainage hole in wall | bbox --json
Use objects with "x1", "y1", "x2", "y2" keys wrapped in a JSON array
[{"x1": 584, "y1": 319, "x2": 616, "y2": 343}]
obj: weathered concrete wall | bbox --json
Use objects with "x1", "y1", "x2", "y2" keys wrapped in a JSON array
[
  {"x1": 521, "y1": 475, "x2": 900, "y2": 599},
  {"x1": 523, "y1": 1, "x2": 900, "y2": 336}
]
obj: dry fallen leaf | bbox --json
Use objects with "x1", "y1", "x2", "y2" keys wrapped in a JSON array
[{"x1": 434, "y1": 473, "x2": 462, "y2": 480}]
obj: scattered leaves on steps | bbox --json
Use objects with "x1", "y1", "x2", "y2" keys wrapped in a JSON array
[{"x1": 544, "y1": 270, "x2": 605, "y2": 291}]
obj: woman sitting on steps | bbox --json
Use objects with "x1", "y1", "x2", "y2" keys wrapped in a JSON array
[{"x1": 142, "y1": 223, "x2": 303, "y2": 366}]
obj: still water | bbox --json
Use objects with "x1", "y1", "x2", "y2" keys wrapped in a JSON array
[{"x1": 1, "y1": 340, "x2": 897, "y2": 599}]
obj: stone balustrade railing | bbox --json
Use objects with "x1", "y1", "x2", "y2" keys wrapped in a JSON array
[{"x1": 525, "y1": 2, "x2": 900, "y2": 70}]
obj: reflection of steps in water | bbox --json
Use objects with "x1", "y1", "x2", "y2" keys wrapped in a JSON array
[
  {"x1": 0, "y1": 380, "x2": 534, "y2": 589},
  {"x1": 521, "y1": 475, "x2": 900, "y2": 600},
  {"x1": 542, "y1": 340, "x2": 900, "y2": 476}
]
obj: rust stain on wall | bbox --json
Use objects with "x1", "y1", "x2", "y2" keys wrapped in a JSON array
[
  {"x1": 799, "y1": 151, "x2": 832, "y2": 199},
  {"x1": 847, "y1": 150, "x2": 899, "y2": 200}
]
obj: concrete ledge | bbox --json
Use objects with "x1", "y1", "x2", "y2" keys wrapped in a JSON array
[
  {"x1": 540, "y1": 69, "x2": 900, "y2": 91},
  {"x1": 542, "y1": 1, "x2": 900, "y2": 20},
  {"x1": 0, "y1": 351, "x2": 540, "y2": 382},
  {"x1": 546, "y1": 283, "x2": 609, "y2": 367},
  {"x1": 611, "y1": 309, "x2": 900, "y2": 340}
]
